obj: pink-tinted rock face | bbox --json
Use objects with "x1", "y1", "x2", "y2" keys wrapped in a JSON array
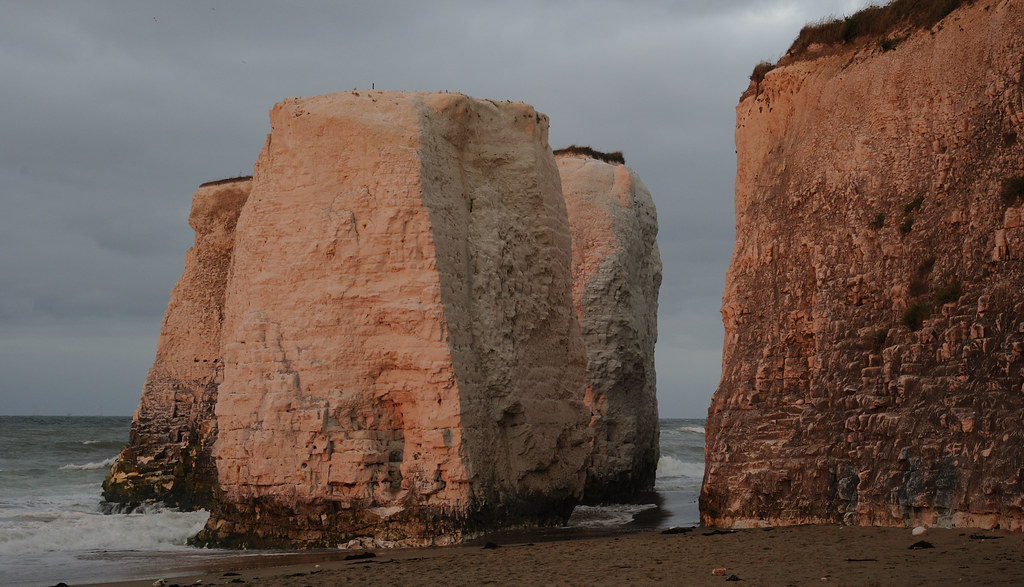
[
  {"x1": 106, "y1": 90, "x2": 667, "y2": 546},
  {"x1": 557, "y1": 153, "x2": 661, "y2": 503},
  {"x1": 104, "y1": 178, "x2": 250, "y2": 509},
  {"x1": 704, "y1": 2, "x2": 1024, "y2": 530},
  {"x1": 194, "y1": 91, "x2": 591, "y2": 547}
]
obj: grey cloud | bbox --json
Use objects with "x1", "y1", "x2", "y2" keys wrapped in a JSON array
[{"x1": 0, "y1": 0, "x2": 871, "y2": 416}]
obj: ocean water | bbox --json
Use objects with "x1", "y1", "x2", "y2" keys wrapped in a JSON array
[{"x1": 0, "y1": 416, "x2": 705, "y2": 586}]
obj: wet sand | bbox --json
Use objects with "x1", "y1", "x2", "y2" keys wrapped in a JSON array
[{"x1": 83, "y1": 524, "x2": 1024, "y2": 586}]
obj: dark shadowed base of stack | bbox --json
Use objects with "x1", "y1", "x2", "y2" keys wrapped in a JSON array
[
  {"x1": 191, "y1": 493, "x2": 579, "y2": 549},
  {"x1": 101, "y1": 413, "x2": 217, "y2": 512},
  {"x1": 581, "y1": 457, "x2": 659, "y2": 505}
]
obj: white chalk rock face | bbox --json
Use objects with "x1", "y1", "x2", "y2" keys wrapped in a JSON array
[
  {"x1": 557, "y1": 153, "x2": 662, "y2": 503},
  {"x1": 104, "y1": 178, "x2": 251, "y2": 510},
  {"x1": 198, "y1": 91, "x2": 591, "y2": 547}
]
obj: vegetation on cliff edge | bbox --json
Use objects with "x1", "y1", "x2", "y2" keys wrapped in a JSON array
[
  {"x1": 746, "y1": 1, "x2": 974, "y2": 98},
  {"x1": 788, "y1": 0, "x2": 973, "y2": 58},
  {"x1": 554, "y1": 145, "x2": 625, "y2": 165},
  {"x1": 200, "y1": 175, "x2": 253, "y2": 188}
]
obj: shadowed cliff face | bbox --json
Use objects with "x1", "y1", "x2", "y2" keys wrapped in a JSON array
[
  {"x1": 416, "y1": 94, "x2": 592, "y2": 524},
  {"x1": 704, "y1": 2, "x2": 1024, "y2": 530}
]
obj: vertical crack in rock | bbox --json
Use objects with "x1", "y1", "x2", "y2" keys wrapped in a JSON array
[{"x1": 704, "y1": 1, "x2": 1024, "y2": 531}]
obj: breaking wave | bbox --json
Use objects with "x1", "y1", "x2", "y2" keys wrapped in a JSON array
[
  {"x1": 0, "y1": 508, "x2": 209, "y2": 556},
  {"x1": 655, "y1": 456, "x2": 704, "y2": 492},
  {"x1": 59, "y1": 457, "x2": 116, "y2": 471},
  {"x1": 568, "y1": 503, "x2": 658, "y2": 528}
]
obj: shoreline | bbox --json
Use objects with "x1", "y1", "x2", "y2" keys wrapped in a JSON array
[
  {"x1": 10, "y1": 490, "x2": 695, "y2": 587},
  {"x1": 75, "y1": 524, "x2": 1024, "y2": 586}
]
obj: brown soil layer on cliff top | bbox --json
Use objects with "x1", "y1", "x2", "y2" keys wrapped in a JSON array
[
  {"x1": 84, "y1": 525, "x2": 1024, "y2": 586},
  {"x1": 744, "y1": 0, "x2": 977, "y2": 100},
  {"x1": 198, "y1": 175, "x2": 253, "y2": 187},
  {"x1": 553, "y1": 144, "x2": 625, "y2": 165}
]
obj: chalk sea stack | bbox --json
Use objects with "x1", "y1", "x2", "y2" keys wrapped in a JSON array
[
  {"x1": 557, "y1": 150, "x2": 662, "y2": 503},
  {"x1": 105, "y1": 91, "x2": 661, "y2": 546},
  {"x1": 103, "y1": 178, "x2": 250, "y2": 510},
  {"x1": 704, "y1": 1, "x2": 1024, "y2": 530}
]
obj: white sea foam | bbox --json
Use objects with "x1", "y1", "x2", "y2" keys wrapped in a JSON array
[
  {"x1": 1, "y1": 415, "x2": 708, "y2": 583},
  {"x1": 0, "y1": 509, "x2": 210, "y2": 556},
  {"x1": 655, "y1": 456, "x2": 704, "y2": 492},
  {"x1": 60, "y1": 457, "x2": 116, "y2": 471},
  {"x1": 657, "y1": 455, "x2": 704, "y2": 478},
  {"x1": 568, "y1": 503, "x2": 657, "y2": 528}
]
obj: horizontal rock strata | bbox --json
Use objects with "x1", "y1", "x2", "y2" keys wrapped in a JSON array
[
  {"x1": 558, "y1": 152, "x2": 662, "y2": 503},
  {"x1": 704, "y1": 2, "x2": 1024, "y2": 530}
]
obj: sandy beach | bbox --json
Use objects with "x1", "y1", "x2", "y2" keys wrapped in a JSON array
[{"x1": 80, "y1": 524, "x2": 1024, "y2": 587}]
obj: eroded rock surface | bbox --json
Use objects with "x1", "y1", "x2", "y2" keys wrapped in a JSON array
[
  {"x1": 704, "y1": 2, "x2": 1024, "y2": 530},
  {"x1": 193, "y1": 91, "x2": 591, "y2": 547},
  {"x1": 107, "y1": 90, "x2": 667, "y2": 546},
  {"x1": 558, "y1": 153, "x2": 662, "y2": 503},
  {"x1": 103, "y1": 178, "x2": 250, "y2": 509}
]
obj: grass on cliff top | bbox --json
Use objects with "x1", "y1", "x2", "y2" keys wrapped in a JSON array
[
  {"x1": 199, "y1": 175, "x2": 253, "y2": 188},
  {"x1": 750, "y1": 61, "x2": 776, "y2": 86},
  {"x1": 787, "y1": 0, "x2": 972, "y2": 58},
  {"x1": 553, "y1": 145, "x2": 625, "y2": 165}
]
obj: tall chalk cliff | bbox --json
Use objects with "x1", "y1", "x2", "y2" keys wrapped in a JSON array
[
  {"x1": 558, "y1": 152, "x2": 662, "y2": 503},
  {"x1": 103, "y1": 178, "x2": 250, "y2": 509},
  {"x1": 704, "y1": 2, "x2": 1024, "y2": 530}
]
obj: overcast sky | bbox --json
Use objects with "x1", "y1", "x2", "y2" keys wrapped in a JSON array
[{"x1": 0, "y1": 0, "x2": 871, "y2": 417}]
